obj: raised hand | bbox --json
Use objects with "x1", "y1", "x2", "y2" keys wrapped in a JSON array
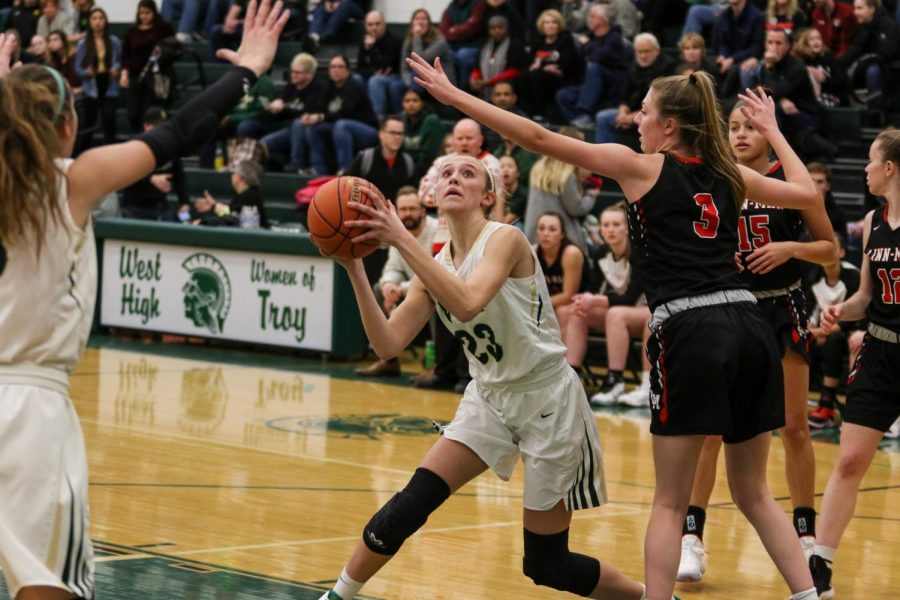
[
  {"x1": 216, "y1": 0, "x2": 290, "y2": 77},
  {"x1": 345, "y1": 188, "x2": 410, "y2": 247},
  {"x1": 738, "y1": 87, "x2": 778, "y2": 139},
  {"x1": 405, "y1": 53, "x2": 461, "y2": 105},
  {"x1": 0, "y1": 33, "x2": 17, "y2": 79}
]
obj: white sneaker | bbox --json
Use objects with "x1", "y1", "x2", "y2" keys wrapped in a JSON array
[
  {"x1": 800, "y1": 536, "x2": 816, "y2": 561},
  {"x1": 619, "y1": 382, "x2": 651, "y2": 407},
  {"x1": 590, "y1": 378, "x2": 624, "y2": 406},
  {"x1": 884, "y1": 416, "x2": 900, "y2": 440},
  {"x1": 676, "y1": 535, "x2": 706, "y2": 582}
]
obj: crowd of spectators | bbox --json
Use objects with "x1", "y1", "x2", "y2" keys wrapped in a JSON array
[{"x1": 1, "y1": 0, "x2": 892, "y2": 404}]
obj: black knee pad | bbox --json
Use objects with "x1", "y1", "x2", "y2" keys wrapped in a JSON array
[
  {"x1": 362, "y1": 468, "x2": 450, "y2": 555},
  {"x1": 522, "y1": 528, "x2": 600, "y2": 597}
]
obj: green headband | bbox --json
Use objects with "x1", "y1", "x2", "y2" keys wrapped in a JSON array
[{"x1": 43, "y1": 66, "x2": 67, "y2": 121}]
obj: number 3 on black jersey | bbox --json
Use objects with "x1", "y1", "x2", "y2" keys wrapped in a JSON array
[{"x1": 693, "y1": 193, "x2": 720, "y2": 238}]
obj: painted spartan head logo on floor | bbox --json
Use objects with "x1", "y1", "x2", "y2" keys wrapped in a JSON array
[{"x1": 181, "y1": 253, "x2": 231, "y2": 334}]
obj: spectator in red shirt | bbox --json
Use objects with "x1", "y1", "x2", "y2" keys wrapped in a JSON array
[
  {"x1": 440, "y1": 0, "x2": 488, "y2": 90},
  {"x1": 811, "y1": 0, "x2": 857, "y2": 57}
]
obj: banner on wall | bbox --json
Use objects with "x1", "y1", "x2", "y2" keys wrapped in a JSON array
[{"x1": 100, "y1": 240, "x2": 334, "y2": 351}]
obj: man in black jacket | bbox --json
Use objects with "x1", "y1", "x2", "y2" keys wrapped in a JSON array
[
  {"x1": 358, "y1": 10, "x2": 402, "y2": 120},
  {"x1": 593, "y1": 32, "x2": 676, "y2": 146}
]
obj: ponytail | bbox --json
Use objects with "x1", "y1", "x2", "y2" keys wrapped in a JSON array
[
  {"x1": 651, "y1": 71, "x2": 745, "y2": 214},
  {"x1": 0, "y1": 65, "x2": 73, "y2": 254}
]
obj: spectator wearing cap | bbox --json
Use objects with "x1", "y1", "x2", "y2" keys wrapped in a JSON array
[
  {"x1": 120, "y1": 107, "x2": 189, "y2": 221},
  {"x1": 358, "y1": 10, "x2": 403, "y2": 121}
]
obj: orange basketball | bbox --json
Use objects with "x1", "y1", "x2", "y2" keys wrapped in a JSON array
[{"x1": 307, "y1": 176, "x2": 385, "y2": 260}]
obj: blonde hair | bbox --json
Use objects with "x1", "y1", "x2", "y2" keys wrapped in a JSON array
[
  {"x1": 651, "y1": 72, "x2": 745, "y2": 213},
  {"x1": 767, "y1": 0, "x2": 799, "y2": 18},
  {"x1": 530, "y1": 127, "x2": 583, "y2": 195},
  {"x1": 679, "y1": 32, "x2": 706, "y2": 58},
  {"x1": 291, "y1": 52, "x2": 317, "y2": 73},
  {"x1": 792, "y1": 27, "x2": 819, "y2": 59},
  {"x1": 875, "y1": 129, "x2": 900, "y2": 165},
  {"x1": 0, "y1": 65, "x2": 73, "y2": 254},
  {"x1": 537, "y1": 9, "x2": 566, "y2": 33}
]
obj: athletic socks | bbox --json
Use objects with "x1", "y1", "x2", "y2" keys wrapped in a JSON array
[
  {"x1": 792, "y1": 506, "x2": 816, "y2": 538},
  {"x1": 814, "y1": 544, "x2": 836, "y2": 564},
  {"x1": 790, "y1": 588, "x2": 818, "y2": 600},
  {"x1": 328, "y1": 567, "x2": 364, "y2": 600},
  {"x1": 682, "y1": 505, "x2": 706, "y2": 540}
]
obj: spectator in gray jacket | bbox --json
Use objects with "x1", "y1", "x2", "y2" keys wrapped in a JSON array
[{"x1": 523, "y1": 127, "x2": 597, "y2": 254}]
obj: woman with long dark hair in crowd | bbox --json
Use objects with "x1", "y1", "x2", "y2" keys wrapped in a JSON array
[
  {"x1": 47, "y1": 29, "x2": 81, "y2": 91},
  {"x1": 0, "y1": 6, "x2": 287, "y2": 599},
  {"x1": 120, "y1": 0, "x2": 175, "y2": 132},
  {"x1": 75, "y1": 7, "x2": 121, "y2": 144}
]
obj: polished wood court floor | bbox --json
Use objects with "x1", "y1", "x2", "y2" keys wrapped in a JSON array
[{"x1": 2, "y1": 340, "x2": 898, "y2": 599}]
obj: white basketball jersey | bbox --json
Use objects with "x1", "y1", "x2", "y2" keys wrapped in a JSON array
[
  {"x1": 433, "y1": 221, "x2": 567, "y2": 385},
  {"x1": 0, "y1": 160, "x2": 97, "y2": 379}
]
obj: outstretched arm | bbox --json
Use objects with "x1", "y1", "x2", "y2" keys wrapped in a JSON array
[
  {"x1": 66, "y1": 0, "x2": 290, "y2": 227},
  {"x1": 738, "y1": 88, "x2": 818, "y2": 210},
  {"x1": 406, "y1": 53, "x2": 653, "y2": 187},
  {"x1": 339, "y1": 259, "x2": 434, "y2": 359}
]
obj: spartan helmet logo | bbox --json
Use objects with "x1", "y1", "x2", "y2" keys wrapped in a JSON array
[{"x1": 181, "y1": 253, "x2": 231, "y2": 334}]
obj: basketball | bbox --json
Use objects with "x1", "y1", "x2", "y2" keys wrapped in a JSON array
[{"x1": 307, "y1": 176, "x2": 385, "y2": 260}]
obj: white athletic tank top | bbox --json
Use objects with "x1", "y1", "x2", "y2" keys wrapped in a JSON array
[
  {"x1": 433, "y1": 221, "x2": 567, "y2": 385},
  {"x1": 0, "y1": 160, "x2": 97, "y2": 389}
]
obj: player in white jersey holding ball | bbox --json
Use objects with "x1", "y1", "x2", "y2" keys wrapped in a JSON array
[
  {"x1": 0, "y1": 4, "x2": 288, "y2": 598},
  {"x1": 317, "y1": 154, "x2": 647, "y2": 600}
]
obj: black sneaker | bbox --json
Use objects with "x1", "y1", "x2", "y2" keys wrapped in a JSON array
[{"x1": 809, "y1": 555, "x2": 835, "y2": 599}]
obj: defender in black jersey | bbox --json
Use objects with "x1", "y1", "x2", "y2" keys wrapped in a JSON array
[
  {"x1": 811, "y1": 131, "x2": 900, "y2": 600},
  {"x1": 408, "y1": 57, "x2": 820, "y2": 599},
  {"x1": 675, "y1": 103, "x2": 838, "y2": 584}
]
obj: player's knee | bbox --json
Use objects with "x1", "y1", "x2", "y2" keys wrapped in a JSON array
[
  {"x1": 779, "y1": 421, "x2": 810, "y2": 447},
  {"x1": 834, "y1": 450, "x2": 871, "y2": 481},
  {"x1": 522, "y1": 529, "x2": 600, "y2": 597},
  {"x1": 362, "y1": 468, "x2": 450, "y2": 556}
]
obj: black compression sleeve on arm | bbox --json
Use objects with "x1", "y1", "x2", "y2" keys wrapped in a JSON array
[{"x1": 137, "y1": 66, "x2": 258, "y2": 167}]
